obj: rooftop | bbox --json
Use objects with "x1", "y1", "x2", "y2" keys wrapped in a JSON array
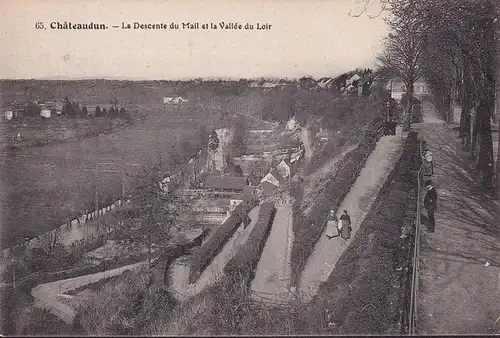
[{"x1": 204, "y1": 175, "x2": 249, "y2": 191}]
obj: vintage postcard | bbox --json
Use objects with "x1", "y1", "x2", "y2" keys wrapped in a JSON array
[{"x1": 1, "y1": 0, "x2": 500, "y2": 335}]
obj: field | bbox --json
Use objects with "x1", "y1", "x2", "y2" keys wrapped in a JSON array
[
  {"x1": 1, "y1": 79, "x2": 246, "y2": 249},
  {"x1": 2, "y1": 115, "x2": 132, "y2": 150}
]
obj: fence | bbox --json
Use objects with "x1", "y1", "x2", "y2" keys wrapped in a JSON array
[{"x1": 408, "y1": 138, "x2": 424, "y2": 334}]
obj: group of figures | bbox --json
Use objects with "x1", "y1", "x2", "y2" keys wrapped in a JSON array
[{"x1": 325, "y1": 209, "x2": 352, "y2": 240}]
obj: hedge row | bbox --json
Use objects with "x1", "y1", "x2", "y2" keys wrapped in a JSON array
[
  {"x1": 223, "y1": 202, "x2": 276, "y2": 286},
  {"x1": 188, "y1": 200, "x2": 257, "y2": 284},
  {"x1": 290, "y1": 118, "x2": 384, "y2": 287}
]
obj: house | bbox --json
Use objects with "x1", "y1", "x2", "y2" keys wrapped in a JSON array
[
  {"x1": 388, "y1": 77, "x2": 430, "y2": 102},
  {"x1": 346, "y1": 74, "x2": 361, "y2": 87},
  {"x1": 257, "y1": 180, "x2": 277, "y2": 197},
  {"x1": 202, "y1": 175, "x2": 249, "y2": 192},
  {"x1": 260, "y1": 171, "x2": 280, "y2": 187},
  {"x1": 4, "y1": 110, "x2": 14, "y2": 120},
  {"x1": 413, "y1": 78, "x2": 430, "y2": 96},
  {"x1": 230, "y1": 186, "x2": 257, "y2": 207},
  {"x1": 276, "y1": 159, "x2": 291, "y2": 180},
  {"x1": 163, "y1": 97, "x2": 174, "y2": 104},
  {"x1": 172, "y1": 97, "x2": 188, "y2": 104},
  {"x1": 286, "y1": 116, "x2": 298, "y2": 131},
  {"x1": 40, "y1": 109, "x2": 51, "y2": 118},
  {"x1": 317, "y1": 77, "x2": 334, "y2": 89}
]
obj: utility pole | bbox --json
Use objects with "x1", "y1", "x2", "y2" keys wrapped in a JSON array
[{"x1": 12, "y1": 265, "x2": 15, "y2": 289}]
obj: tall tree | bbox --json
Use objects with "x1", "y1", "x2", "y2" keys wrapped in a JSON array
[
  {"x1": 377, "y1": 0, "x2": 425, "y2": 131},
  {"x1": 114, "y1": 160, "x2": 177, "y2": 264}
]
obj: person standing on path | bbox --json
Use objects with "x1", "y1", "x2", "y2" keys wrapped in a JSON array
[
  {"x1": 338, "y1": 210, "x2": 352, "y2": 240},
  {"x1": 424, "y1": 180, "x2": 438, "y2": 233},
  {"x1": 325, "y1": 210, "x2": 339, "y2": 239}
]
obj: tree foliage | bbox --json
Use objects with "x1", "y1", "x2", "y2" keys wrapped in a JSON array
[
  {"x1": 114, "y1": 159, "x2": 178, "y2": 264},
  {"x1": 376, "y1": 0, "x2": 499, "y2": 190}
]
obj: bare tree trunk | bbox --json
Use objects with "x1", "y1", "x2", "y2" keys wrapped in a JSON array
[
  {"x1": 404, "y1": 82, "x2": 414, "y2": 131},
  {"x1": 478, "y1": 101, "x2": 495, "y2": 189},
  {"x1": 479, "y1": 8, "x2": 496, "y2": 191},
  {"x1": 471, "y1": 109, "x2": 480, "y2": 161},
  {"x1": 461, "y1": 57, "x2": 473, "y2": 150}
]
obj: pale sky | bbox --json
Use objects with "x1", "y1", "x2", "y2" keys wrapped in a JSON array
[{"x1": 0, "y1": 0, "x2": 388, "y2": 80}]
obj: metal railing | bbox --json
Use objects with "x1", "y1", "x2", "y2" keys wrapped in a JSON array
[{"x1": 409, "y1": 138, "x2": 424, "y2": 334}]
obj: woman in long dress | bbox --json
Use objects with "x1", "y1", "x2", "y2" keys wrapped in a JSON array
[
  {"x1": 338, "y1": 210, "x2": 352, "y2": 240},
  {"x1": 325, "y1": 210, "x2": 339, "y2": 239}
]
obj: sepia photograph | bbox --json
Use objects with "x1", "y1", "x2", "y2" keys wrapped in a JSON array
[{"x1": 1, "y1": 0, "x2": 500, "y2": 335}]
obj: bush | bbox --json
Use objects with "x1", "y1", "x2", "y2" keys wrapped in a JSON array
[
  {"x1": 189, "y1": 201, "x2": 257, "y2": 284},
  {"x1": 224, "y1": 202, "x2": 276, "y2": 286},
  {"x1": 77, "y1": 270, "x2": 177, "y2": 335},
  {"x1": 290, "y1": 118, "x2": 384, "y2": 286}
]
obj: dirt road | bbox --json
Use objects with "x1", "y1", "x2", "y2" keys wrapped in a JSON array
[
  {"x1": 298, "y1": 129, "x2": 404, "y2": 301},
  {"x1": 250, "y1": 203, "x2": 294, "y2": 304},
  {"x1": 413, "y1": 101, "x2": 500, "y2": 335}
]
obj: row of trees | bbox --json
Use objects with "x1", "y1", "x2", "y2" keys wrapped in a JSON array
[
  {"x1": 62, "y1": 97, "x2": 127, "y2": 118},
  {"x1": 377, "y1": 0, "x2": 499, "y2": 191}
]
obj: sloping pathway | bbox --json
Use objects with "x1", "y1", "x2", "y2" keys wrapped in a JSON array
[
  {"x1": 297, "y1": 130, "x2": 405, "y2": 302},
  {"x1": 31, "y1": 260, "x2": 148, "y2": 324},
  {"x1": 413, "y1": 101, "x2": 500, "y2": 335},
  {"x1": 250, "y1": 203, "x2": 294, "y2": 304},
  {"x1": 168, "y1": 206, "x2": 260, "y2": 301}
]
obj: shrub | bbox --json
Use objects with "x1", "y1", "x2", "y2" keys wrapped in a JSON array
[
  {"x1": 76, "y1": 269, "x2": 177, "y2": 335},
  {"x1": 290, "y1": 118, "x2": 384, "y2": 286},
  {"x1": 224, "y1": 202, "x2": 276, "y2": 286},
  {"x1": 189, "y1": 201, "x2": 257, "y2": 284}
]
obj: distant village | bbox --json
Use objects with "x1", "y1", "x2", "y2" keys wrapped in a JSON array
[{"x1": 3, "y1": 98, "x2": 128, "y2": 121}]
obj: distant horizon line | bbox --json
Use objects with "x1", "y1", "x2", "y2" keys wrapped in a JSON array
[{"x1": 0, "y1": 69, "x2": 378, "y2": 82}]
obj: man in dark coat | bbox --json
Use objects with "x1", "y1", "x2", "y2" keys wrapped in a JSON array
[
  {"x1": 424, "y1": 180, "x2": 438, "y2": 232},
  {"x1": 339, "y1": 210, "x2": 352, "y2": 239}
]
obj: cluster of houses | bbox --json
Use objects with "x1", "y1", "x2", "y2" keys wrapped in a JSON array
[
  {"x1": 186, "y1": 147, "x2": 303, "y2": 216},
  {"x1": 3, "y1": 100, "x2": 62, "y2": 120},
  {"x1": 244, "y1": 71, "x2": 376, "y2": 95},
  {"x1": 3, "y1": 99, "x2": 128, "y2": 120}
]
